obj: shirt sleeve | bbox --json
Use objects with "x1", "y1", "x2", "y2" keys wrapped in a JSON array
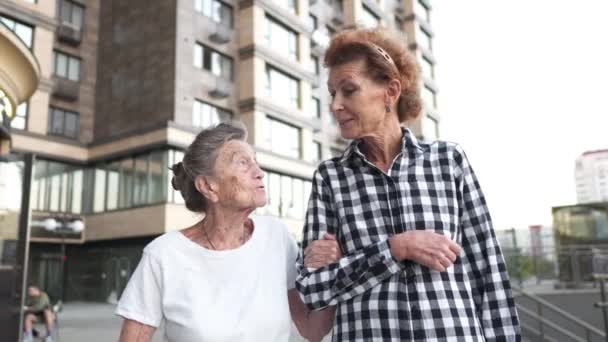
[
  {"x1": 454, "y1": 145, "x2": 521, "y2": 341},
  {"x1": 295, "y1": 168, "x2": 406, "y2": 310},
  {"x1": 115, "y1": 251, "x2": 163, "y2": 328}
]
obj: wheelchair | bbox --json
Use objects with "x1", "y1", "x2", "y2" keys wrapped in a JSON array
[{"x1": 29, "y1": 300, "x2": 62, "y2": 342}]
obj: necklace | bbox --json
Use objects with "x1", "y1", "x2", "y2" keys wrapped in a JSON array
[{"x1": 201, "y1": 220, "x2": 250, "y2": 250}]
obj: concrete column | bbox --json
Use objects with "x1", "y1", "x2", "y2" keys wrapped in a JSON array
[{"x1": 344, "y1": 0, "x2": 362, "y2": 26}]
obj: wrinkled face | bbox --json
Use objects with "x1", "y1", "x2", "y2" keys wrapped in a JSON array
[
  {"x1": 211, "y1": 140, "x2": 266, "y2": 210},
  {"x1": 328, "y1": 59, "x2": 389, "y2": 140}
]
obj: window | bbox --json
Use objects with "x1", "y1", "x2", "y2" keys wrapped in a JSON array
[
  {"x1": 59, "y1": 0, "x2": 84, "y2": 30},
  {"x1": 360, "y1": 5, "x2": 379, "y2": 28},
  {"x1": 313, "y1": 141, "x2": 322, "y2": 162},
  {"x1": 132, "y1": 154, "x2": 148, "y2": 206},
  {"x1": 423, "y1": 115, "x2": 438, "y2": 140},
  {"x1": 87, "y1": 149, "x2": 174, "y2": 213},
  {"x1": 148, "y1": 150, "x2": 167, "y2": 204},
  {"x1": 311, "y1": 96, "x2": 321, "y2": 118},
  {"x1": 193, "y1": 43, "x2": 234, "y2": 80},
  {"x1": 194, "y1": 0, "x2": 233, "y2": 27},
  {"x1": 0, "y1": 89, "x2": 13, "y2": 120},
  {"x1": 106, "y1": 161, "x2": 120, "y2": 210},
  {"x1": 260, "y1": 170, "x2": 311, "y2": 219},
  {"x1": 48, "y1": 107, "x2": 79, "y2": 139},
  {"x1": 31, "y1": 160, "x2": 83, "y2": 214},
  {"x1": 421, "y1": 86, "x2": 435, "y2": 109},
  {"x1": 118, "y1": 158, "x2": 134, "y2": 208},
  {"x1": 265, "y1": 65, "x2": 300, "y2": 109},
  {"x1": 420, "y1": 56, "x2": 434, "y2": 80},
  {"x1": 308, "y1": 14, "x2": 318, "y2": 32},
  {"x1": 310, "y1": 55, "x2": 320, "y2": 75},
  {"x1": 11, "y1": 102, "x2": 28, "y2": 130},
  {"x1": 263, "y1": 116, "x2": 301, "y2": 159},
  {"x1": 414, "y1": 0, "x2": 430, "y2": 23},
  {"x1": 273, "y1": 0, "x2": 297, "y2": 14},
  {"x1": 192, "y1": 99, "x2": 232, "y2": 128},
  {"x1": 168, "y1": 149, "x2": 185, "y2": 204},
  {"x1": 0, "y1": 15, "x2": 33, "y2": 48},
  {"x1": 265, "y1": 16, "x2": 298, "y2": 61},
  {"x1": 416, "y1": 25, "x2": 432, "y2": 51},
  {"x1": 92, "y1": 168, "x2": 106, "y2": 212},
  {"x1": 53, "y1": 50, "x2": 81, "y2": 81}
]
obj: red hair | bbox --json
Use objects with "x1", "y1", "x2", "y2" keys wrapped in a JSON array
[{"x1": 324, "y1": 27, "x2": 422, "y2": 122}]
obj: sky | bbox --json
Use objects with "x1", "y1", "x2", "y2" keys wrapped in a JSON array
[{"x1": 432, "y1": 1, "x2": 608, "y2": 230}]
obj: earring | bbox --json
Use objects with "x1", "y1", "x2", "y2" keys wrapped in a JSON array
[{"x1": 385, "y1": 105, "x2": 390, "y2": 113}]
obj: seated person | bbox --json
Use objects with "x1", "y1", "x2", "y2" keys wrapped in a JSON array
[{"x1": 23, "y1": 285, "x2": 55, "y2": 342}]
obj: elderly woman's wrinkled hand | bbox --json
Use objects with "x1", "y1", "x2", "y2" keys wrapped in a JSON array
[
  {"x1": 304, "y1": 233, "x2": 342, "y2": 269},
  {"x1": 389, "y1": 230, "x2": 461, "y2": 272}
]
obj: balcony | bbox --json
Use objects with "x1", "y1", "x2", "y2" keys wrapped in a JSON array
[
  {"x1": 208, "y1": 77, "x2": 231, "y2": 98},
  {"x1": 0, "y1": 22, "x2": 40, "y2": 153},
  {"x1": 209, "y1": 22, "x2": 232, "y2": 44},
  {"x1": 57, "y1": 22, "x2": 82, "y2": 46},
  {"x1": 52, "y1": 77, "x2": 79, "y2": 101}
]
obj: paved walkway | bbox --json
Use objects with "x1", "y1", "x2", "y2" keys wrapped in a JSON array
[
  {"x1": 53, "y1": 302, "x2": 163, "y2": 342},
  {"x1": 52, "y1": 302, "x2": 325, "y2": 342}
]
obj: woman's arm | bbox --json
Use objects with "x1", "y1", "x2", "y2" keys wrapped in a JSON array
[
  {"x1": 288, "y1": 289, "x2": 335, "y2": 342},
  {"x1": 118, "y1": 319, "x2": 156, "y2": 342},
  {"x1": 454, "y1": 145, "x2": 520, "y2": 339},
  {"x1": 296, "y1": 169, "x2": 407, "y2": 310}
]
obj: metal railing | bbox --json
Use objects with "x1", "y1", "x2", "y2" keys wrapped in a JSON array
[
  {"x1": 513, "y1": 285, "x2": 606, "y2": 341},
  {"x1": 502, "y1": 244, "x2": 608, "y2": 288}
]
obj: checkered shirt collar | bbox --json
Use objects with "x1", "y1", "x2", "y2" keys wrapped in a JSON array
[{"x1": 338, "y1": 126, "x2": 424, "y2": 164}]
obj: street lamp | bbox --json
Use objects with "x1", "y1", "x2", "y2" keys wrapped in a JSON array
[{"x1": 33, "y1": 217, "x2": 84, "y2": 302}]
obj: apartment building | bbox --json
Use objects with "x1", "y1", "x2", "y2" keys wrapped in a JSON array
[
  {"x1": 0, "y1": 0, "x2": 439, "y2": 301},
  {"x1": 575, "y1": 149, "x2": 608, "y2": 203}
]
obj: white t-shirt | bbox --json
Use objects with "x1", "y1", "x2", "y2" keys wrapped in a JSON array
[{"x1": 115, "y1": 216, "x2": 301, "y2": 342}]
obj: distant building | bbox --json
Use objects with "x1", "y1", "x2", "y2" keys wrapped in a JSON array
[
  {"x1": 575, "y1": 149, "x2": 608, "y2": 203},
  {"x1": 553, "y1": 202, "x2": 608, "y2": 284},
  {"x1": 496, "y1": 225, "x2": 554, "y2": 258}
]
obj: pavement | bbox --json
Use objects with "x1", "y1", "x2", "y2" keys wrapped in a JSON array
[
  {"x1": 48, "y1": 302, "x2": 328, "y2": 342},
  {"x1": 51, "y1": 302, "x2": 164, "y2": 342}
]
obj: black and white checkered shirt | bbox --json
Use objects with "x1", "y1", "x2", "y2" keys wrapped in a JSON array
[{"x1": 296, "y1": 128, "x2": 520, "y2": 341}]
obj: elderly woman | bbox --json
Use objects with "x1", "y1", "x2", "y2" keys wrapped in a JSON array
[
  {"x1": 296, "y1": 27, "x2": 521, "y2": 341},
  {"x1": 116, "y1": 123, "x2": 335, "y2": 342}
]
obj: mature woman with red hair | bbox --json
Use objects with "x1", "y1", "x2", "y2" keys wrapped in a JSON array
[{"x1": 297, "y1": 27, "x2": 520, "y2": 341}]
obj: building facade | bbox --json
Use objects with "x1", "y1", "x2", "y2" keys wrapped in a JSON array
[
  {"x1": 0, "y1": 1, "x2": 40, "y2": 337},
  {"x1": 575, "y1": 149, "x2": 608, "y2": 203},
  {"x1": 2, "y1": 0, "x2": 440, "y2": 302}
]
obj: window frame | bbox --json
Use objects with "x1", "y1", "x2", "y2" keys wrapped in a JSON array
[
  {"x1": 58, "y1": 0, "x2": 85, "y2": 30},
  {"x1": 48, "y1": 107, "x2": 80, "y2": 139},
  {"x1": 53, "y1": 50, "x2": 82, "y2": 81},
  {"x1": 193, "y1": 42, "x2": 234, "y2": 80},
  {"x1": 0, "y1": 14, "x2": 34, "y2": 48},
  {"x1": 192, "y1": 99, "x2": 233, "y2": 128}
]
